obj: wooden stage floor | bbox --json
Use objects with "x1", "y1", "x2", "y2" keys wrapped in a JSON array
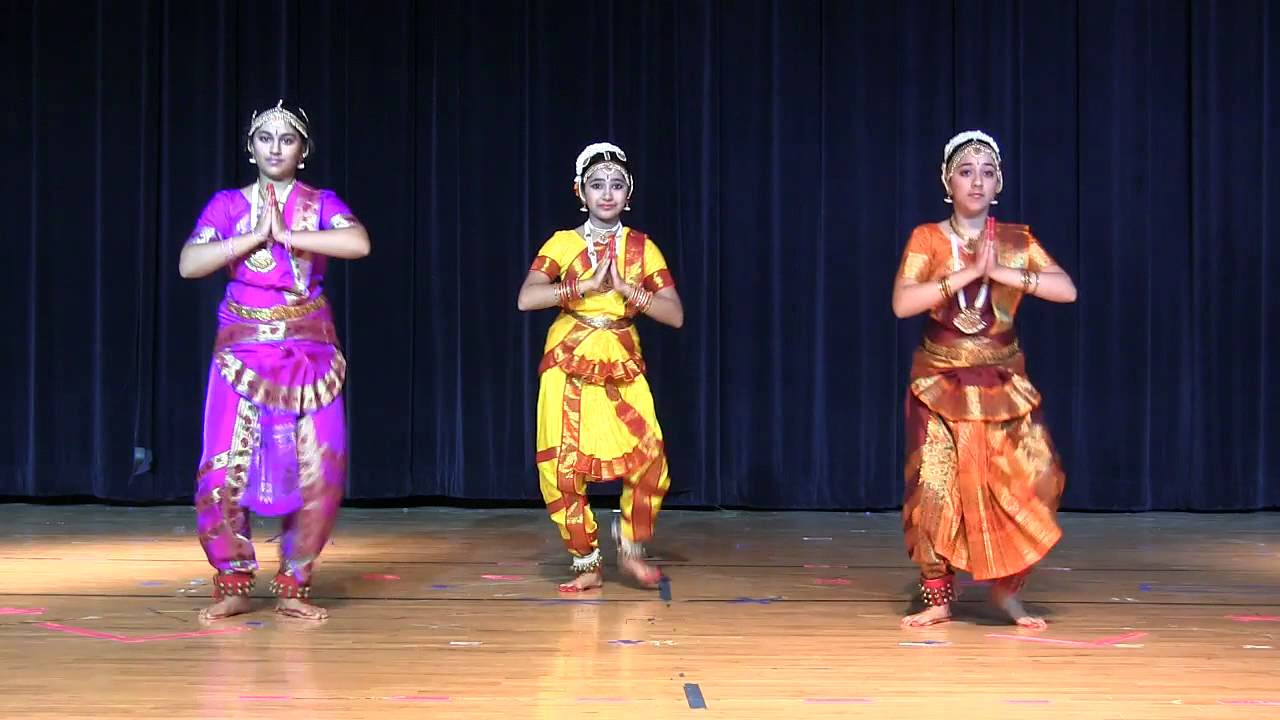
[{"x1": 0, "y1": 505, "x2": 1277, "y2": 718}]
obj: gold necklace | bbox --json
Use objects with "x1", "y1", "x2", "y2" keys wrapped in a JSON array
[
  {"x1": 944, "y1": 218, "x2": 991, "y2": 335},
  {"x1": 947, "y1": 215, "x2": 980, "y2": 255}
]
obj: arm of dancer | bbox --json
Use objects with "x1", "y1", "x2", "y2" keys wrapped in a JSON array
[
  {"x1": 516, "y1": 256, "x2": 613, "y2": 311},
  {"x1": 987, "y1": 263, "x2": 1077, "y2": 303}
]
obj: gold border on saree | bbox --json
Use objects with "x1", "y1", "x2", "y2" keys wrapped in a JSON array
[
  {"x1": 922, "y1": 336, "x2": 1020, "y2": 365},
  {"x1": 226, "y1": 295, "x2": 328, "y2": 321}
]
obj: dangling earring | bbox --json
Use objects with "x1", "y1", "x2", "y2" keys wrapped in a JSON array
[
  {"x1": 249, "y1": 157, "x2": 257, "y2": 165},
  {"x1": 990, "y1": 198, "x2": 999, "y2": 205},
  {"x1": 298, "y1": 162, "x2": 306, "y2": 169},
  {"x1": 579, "y1": 205, "x2": 588, "y2": 213},
  {"x1": 624, "y1": 203, "x2": 631, "y2": 212},
  {"x1": 943, "y1": 194, "x2": 953, "y2": 204}
]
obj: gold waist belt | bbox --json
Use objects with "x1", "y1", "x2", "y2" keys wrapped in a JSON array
[
  {"x1": 922, "y1": 336, "x2": 1020, "y2": 365},
  {"x1": 569, "y1": 311, "x2": 634, "y2": 330},
  {"x1": 226, "y1": 295, "x2": 328, "y2": 321}
]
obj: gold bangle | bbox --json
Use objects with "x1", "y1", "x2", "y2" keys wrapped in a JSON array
[{"x1": 938, "y1": 276, "x2": 952, "y2": 299}]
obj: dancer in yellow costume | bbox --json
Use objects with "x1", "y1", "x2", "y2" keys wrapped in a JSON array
[{"x1": 517, "y1": 142, "x2": 684, "y2": 592}]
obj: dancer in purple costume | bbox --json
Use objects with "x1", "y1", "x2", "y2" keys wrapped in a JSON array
[{"x1": 179, "y1": 100, "x2": 370, "y2": 621}]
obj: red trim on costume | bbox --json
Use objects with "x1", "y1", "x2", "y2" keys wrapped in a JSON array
[
  {"x1": 566, "y1": 248, "x2": 591, "y2": 282},
  {"x1": 555, "y1": 378, "x2": 595, "y2": 556},
  {"x1": 643, "y1": 269, "x2": 675, "y2": 292},
  {"x1": 537, "y1": 322, "x2": 647, "y2": 383},
  {"x1": 628, "y1": 455, "x2": 665, "y2": 542},
  {"x1": 529, "y1": 255, "x2": 562, "y2": 278},
  {"x1": 621, "y1": 230, "x2": 646, "y2": 318}
]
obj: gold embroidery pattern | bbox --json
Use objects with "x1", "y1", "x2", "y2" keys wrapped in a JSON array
[
  {"x1": 904, "y1": 411, "x2": 965, "y2": 573},
  {"x1": 998, "y1": 231, "x2": 1029, "y2": 270},
  {"x1": 288, "y1": 253, "x2": 311, "y2": 301},
  {"x1": 288, "y1": 413, "x2": 347, "y2": 568},
  {"x1": 196, "y1": 451, "x2": 229, "y2": 482},
  {"x1": 288, "y1": 185, "x2": 321, "y2": 298},
  {"x1": 214, "y1": 317, "x2": 339, "y2": 350},
  {"x1": 214, "y1": 351, "x2": 346, "y2": 413},
  {"x1": 245, "y1": 247, "x2": 277, "y2": 273},
  {"x1": 296, "y1": 414, "x2": 323, "y2": 490},
  {"x1": 918, "y1": 416, "x2": 958, "y2": 523},
  {"x1": 901, "y1": 251, "x2": 930, "y2": 281},
  {"x1": 195, "y1": 400, "x2": 258, "y2": 502},
  {"x1": 568, "y1": 312, "x2": 635, "y2": 330},
  {"x1": 1028, "y1": 242, "x2": 1054, "y2": 271},
  {"x1": 225, "y1": 399, "x2": 258, "y2": 503},
  {"x1": 911, "y1": 372, "x2": 1041, "y2": 422},
  {"x1": 188, "y1": 226, "x2": 219, "y2": 245},
  {"x1": 226, "y1": 295, "x2": 328, "y2": 321},
  {"x1": 328, "y1": 214, "x2": 359, "y2": 229}
]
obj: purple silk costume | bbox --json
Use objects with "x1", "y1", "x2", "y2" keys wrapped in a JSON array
[{"x1": 187, "y1": 182, "x2": 357, "y2": 584}]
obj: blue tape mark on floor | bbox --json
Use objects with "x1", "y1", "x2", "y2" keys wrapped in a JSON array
[
  {"x1": 659, "y1": 577, "x2": 672, "y2": 602},
  {"x1": 684, "y1": 683, "x2": 707, "y2": 709}
]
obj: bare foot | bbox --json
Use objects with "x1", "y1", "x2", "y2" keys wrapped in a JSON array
[
  {"x1": 558, "y1": 570, "x2": 604, "y2": 592},
  {"x1": 198, "y1": 595, "x2": 253, "y2": 622},
  {"x1": 901, "y1": 604, "x2": 952, "y2": 628},
  {"x1": 618, "y1": 555, "x2": 662, "y2": 588},
  {"x1": 992, "y1": 589, "x2": 1046, "y2": 629},
  {"x1": 274, "y1": 597, "x2": 328, "y2": 621}
]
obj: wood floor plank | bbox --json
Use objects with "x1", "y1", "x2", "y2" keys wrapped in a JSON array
[{"x1": 0, "y1": 506, "x2": 1276, "y2": 718}]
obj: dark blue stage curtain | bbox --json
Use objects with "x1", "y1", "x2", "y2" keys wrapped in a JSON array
[{"x1": 2, "y1": 1, "x2": 1276, "y2": 509}]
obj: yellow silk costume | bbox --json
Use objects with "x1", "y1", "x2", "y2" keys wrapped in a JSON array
[{"x1": 529, "y1": 227, "x2": 676, "y2": 559}]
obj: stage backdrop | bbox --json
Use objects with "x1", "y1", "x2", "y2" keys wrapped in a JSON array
[{"x1": 3, "y1": 0, "x2": 1277, "y2": 510}]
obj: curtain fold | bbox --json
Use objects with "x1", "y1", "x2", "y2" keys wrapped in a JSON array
[{"x1": 1, "y1": 0, "x2": 1275, "y2": 510}]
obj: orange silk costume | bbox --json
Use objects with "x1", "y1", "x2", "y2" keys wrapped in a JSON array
[
  {"x1": 897, "y1": 222, "x2": 1065, "y2": 582},
  {"x1": 529, "y1": 226, "x2": 676, "y2": 563}
]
